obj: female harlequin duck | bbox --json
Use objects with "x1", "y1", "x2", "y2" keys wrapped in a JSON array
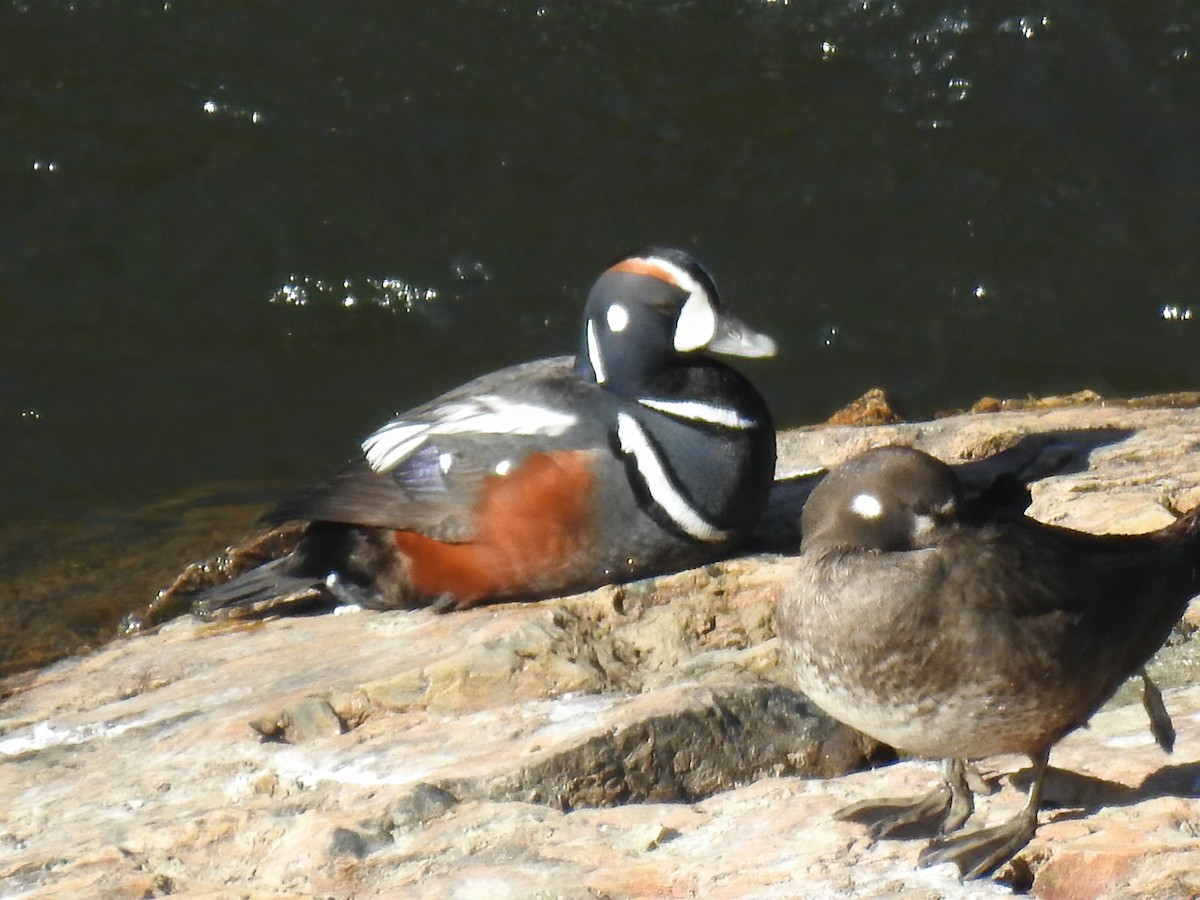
[
  {"x1": 776, "y1": 445, "x2": 1200, "y2": 879},
  {"x1": 189, "y1": 247, "x2": 777, "y2": 617}
]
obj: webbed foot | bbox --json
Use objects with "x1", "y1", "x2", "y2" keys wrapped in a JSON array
[
  {"x1": 837, "y1": 758, "x2": 974, "y2": 839},
  {"x1": 918, "y1": 803, "x2": 1038, "y2": 878},
  {"x1": 918, "y1": 749, "x2": 1048, "y2": 879}
]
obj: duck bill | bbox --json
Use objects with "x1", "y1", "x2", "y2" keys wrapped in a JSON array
[{"x1": 706, "y1": 312, "x2": 778, "y2": 359}]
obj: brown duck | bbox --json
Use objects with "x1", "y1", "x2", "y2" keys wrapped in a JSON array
[{"x1": 776, "y1": 445, "x2": 1200, "y2": 878}]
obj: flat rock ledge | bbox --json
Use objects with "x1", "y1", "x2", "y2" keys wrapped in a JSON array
[{"x1": 3, "y1": 400, "x2": 1200, "y2": 899}]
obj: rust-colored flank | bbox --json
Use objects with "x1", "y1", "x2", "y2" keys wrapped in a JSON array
[{"x1": 392, "y1": 450, "x2": 595, "y2": 608}]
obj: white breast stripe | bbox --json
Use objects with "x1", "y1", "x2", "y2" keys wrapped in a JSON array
[
  {"x1": 615, "y1": 412, "x2": 729, "y2": 542},
  {"x1": 637, "y1": 397, "x2": 757, "y2": 429},
  {"x1": 586, "y1": 318, "x2": 607, "y2": 384},
  {"x1": 362, "y1": 395, "x2": 578, "y2": 472}
]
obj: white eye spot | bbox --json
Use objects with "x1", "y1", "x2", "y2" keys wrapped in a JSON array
[
  {"x1": 606, "y1": 303, "x2": 629, "y2": 333},
  {"x1": 438, "y1": 452, "x2": 454, "y2": 474},
  {"x1": 673, "y1": 292, "x2": 717, "y2": 352},
  {"x1": 494, "y1": 459, "x2": 513, "y2": 476},
  {"x1": 849, "y1": 493, "x2": 883, "y2": 519}
]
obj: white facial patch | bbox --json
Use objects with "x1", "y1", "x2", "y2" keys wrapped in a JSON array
[
  {"x1": 849, "y1": 492, "x2": 883, "y2": 519},
  {"x1": 494, "y1": 459, "x2": 513, "y2": 476},
  {"x1": 912, "y1": 514, "x2": 936, "y2": 538},
  {"x1": 362, "y1": 395, "x2": 577, "y2": 472},
  {"x1": 586, "y1": 318, "x2": 608, "y2": 384},
  {"x1": 615, "y1": 412, "x2": 729, "y2": 542},
  {"x1": 637, "y1": 397, "x2": 757, "y2": 429},
  {"x1": 606, "y1": 302, "x2": 629, "y2": 333},
  {"x1": 673, "y1": 291, "x2": 718, "y2": 352},
  {"x1": 611, "y1": 254, "x2": 716, "y2": 353}
]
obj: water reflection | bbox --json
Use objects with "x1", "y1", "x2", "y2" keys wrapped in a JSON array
[{"x1": 269, "y1": 275, "x2": 439, "y2": 312}]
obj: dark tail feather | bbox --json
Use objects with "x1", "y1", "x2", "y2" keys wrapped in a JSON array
[
  {"x1": 192, "y1": 555, "x2": 329, "y2": 618},
  {"x1": 192, "y1": 522, "x2": 417, "y2": 617}
]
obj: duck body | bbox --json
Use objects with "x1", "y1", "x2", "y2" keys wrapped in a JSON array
[
  {"x1": 777, "y1": 445, "x2": 1200, "y2": 876},
  {"x1": 191, "y1": 248, "x2": 776, "y2": 616},
  {"x1": 785, "y1": 509, "x2": 1194, "y2": 760}
]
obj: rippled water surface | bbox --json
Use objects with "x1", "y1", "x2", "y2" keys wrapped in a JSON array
[{"x1": 3, "y1": 0, "x2": 1199, "y2": 672}]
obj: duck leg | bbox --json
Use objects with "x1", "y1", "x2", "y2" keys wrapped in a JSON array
[
  {"x1": 1140, "y1": 668, "x2": 1175, "y2": 753},
  {"x1": 918, "y1": 748, "x2": 1049, "y2": 878},
  {"x1": 836, "y1": 758, "x2": 974, "y2": 839}
]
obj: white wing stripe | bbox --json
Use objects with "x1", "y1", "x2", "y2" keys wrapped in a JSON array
[
  {"x1": 362, "y1": 423, "x2": 428, "y2": 472},
  {"x1": 364, "y1": 433, "x2": 429, "y2": 473},
  {"x1": 615, "y1": 412, "x2": 729, "y2": 542},
  {"x1": 362, "y1": 396, "x2": 578, "y2": 472},
  {"x1": 637, "y1": 397, "x2": 757, "y2": 429}
]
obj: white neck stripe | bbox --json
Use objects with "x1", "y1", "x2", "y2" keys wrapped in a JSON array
[
  {"x1": 615, "y1": 412, "x2": 729, "y2": 542},
  {"x1": 586, "y1": 319, "x2": 607, "y2": 384},
  {"x1": 637, "y1": 398, "x2": 757, "y2": 429}
]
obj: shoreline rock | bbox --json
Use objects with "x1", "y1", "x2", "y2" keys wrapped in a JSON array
[{"x1": 2, "y1": 398, "x2": 1200, "y2": 898}]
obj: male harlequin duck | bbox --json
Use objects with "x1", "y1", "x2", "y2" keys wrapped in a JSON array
[
  {"x1": 189, "y1": 247, "x2": 777, "y2": 617},
  {"x1": 776, "y1": 445, "x2": 1200, "y2": 878}
]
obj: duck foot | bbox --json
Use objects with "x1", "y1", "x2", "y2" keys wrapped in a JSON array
[
  {"x1": 836, "y1": 758, "x2": 974, "y2": 839},
  {"x1": 918, "y1": 749, "x2": 1048, "y2": 879},
  {"x1": 917, "y1": 803, "x2": 1038, "y2": 878}
]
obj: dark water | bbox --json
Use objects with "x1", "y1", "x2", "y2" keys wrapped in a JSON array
[{"x1": 3, "y1": 0, "x2": 1199, "y2": 673}]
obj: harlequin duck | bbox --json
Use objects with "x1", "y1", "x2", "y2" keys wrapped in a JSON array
[
  {"x1": 776, "y1": 445, "x2": 1200, "y2": 878},
  {"x1": 190, "y1": 247, "x2": 777, "y2": 617}
]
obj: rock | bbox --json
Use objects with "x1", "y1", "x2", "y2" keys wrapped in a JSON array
[
  {"x1": 824, "y1": 386, "x2": 907, "y2": 426},
  {"x1": 250, "y1": 695, "x2": 345, "y2": 744},
  {"x1": 2, "y1": 397, "x2": 1200, "y2": 897}
]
